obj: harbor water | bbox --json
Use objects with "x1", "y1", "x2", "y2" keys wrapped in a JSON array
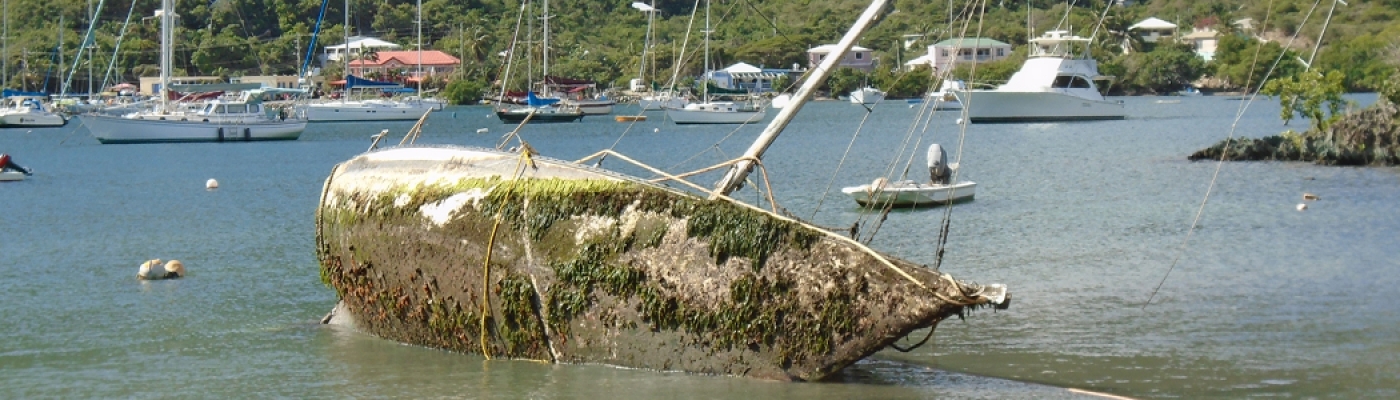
[{"x1": 2, "y1": 95, "x2": 1396, "y2": 399}]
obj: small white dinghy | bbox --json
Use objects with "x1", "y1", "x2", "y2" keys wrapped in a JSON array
[
  {"x1": 842, "y1": 144, "x2": 975, "y2": 207},
  {"x1": 0, "y1": 153, "x2": 32, "y2": 182}
]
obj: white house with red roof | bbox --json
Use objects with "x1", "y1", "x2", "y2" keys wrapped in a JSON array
[{"x1": 348, "y1": 50, "x2": 462, "y2": 82}]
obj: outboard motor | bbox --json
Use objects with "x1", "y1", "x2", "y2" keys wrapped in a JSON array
[
  {"x1": 927, "y1": 144, "x2": 949, "y2": 185},
  {"x1": 0, "y1": 153, "x2": 33, "y2": 175}
]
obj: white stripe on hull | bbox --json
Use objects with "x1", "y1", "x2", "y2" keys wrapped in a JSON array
[
  {"x1": 666, "y1": 109, "x2": 766, "y2": 124},
  {"x1": 81, "y1": 115, "x2": 305, "y2": 144},
  {"x1": 957, "y1": 91, "x2": 1124, "y2": 122},
  {"x1": 304, "y1": 102, "x2": 436, "y2": 121}
]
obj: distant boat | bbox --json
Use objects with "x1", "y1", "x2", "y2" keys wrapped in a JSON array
[
  {"x1": 0, "y1": 96, "x2": 67, "y2": 127},
  {"x1": 1175, "y1": 86, "x2": 1203, "y2": 96},
  {"x1": 77, "y1": 0, "x2": 307, "y2": 144},
  {"x1": 495, "y1": 92, "x2": 585, "y2": 123},
  {"x1": 841, "y1": 144, "x2": 975, "y2": 207},
  {"x1": 304, "y1": 76, "x2": 437, "y2": 122},
  {"x1": 665, "y1": 0, "x2": 766, "y2": 125},
  {"x1": 953, "y1": 30, "x2": 1125, "y2": 123},
  {"x1": 924, "y1": 80, "x2": 965, "y2": 111},
  {"x1": 0, "y1": 153, "x2": 32, "y2": 182},
  {"x1": 849, "y1": 86, "x2": 885, "y2": 105}
]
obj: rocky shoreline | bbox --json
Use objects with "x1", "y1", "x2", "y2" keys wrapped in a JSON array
[{"x1": 1190, "y1": 99, "x2": 1400, "y2": 165}]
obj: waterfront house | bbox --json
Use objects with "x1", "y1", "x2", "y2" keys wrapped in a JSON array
[
  {"x1": 1129, "y1": 17, "x2": 1178, "y2": 43},
  {"x1": 903, "y1": 38, "x2": 1011, "y2": 72},
  {"x1": 1182, "y1": 27, "x2": 1220, "y2": 61},
  {"x1": 806, "y1": 44, "x2": 875, "y2": 72},
  {"x1": 348, "y1": 50, "x2": 461, "y2": 83},
  {"x1": 322, "y1": 37, "x2": 403, "y2": 66}
]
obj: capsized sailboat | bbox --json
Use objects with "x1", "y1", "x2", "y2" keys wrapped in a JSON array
[{"x1": 315, "y1": 0, "x2": 1008, "y2": 381}]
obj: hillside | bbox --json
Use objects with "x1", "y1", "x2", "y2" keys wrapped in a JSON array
[{"x1": 1, "y1": 0, "x2": 1395, "y2": 93}]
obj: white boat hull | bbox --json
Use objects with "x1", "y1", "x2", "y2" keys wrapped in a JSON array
[
  {"x1": 304, "y1": 101, "x2": 437, "y2": 122},
  {"x1": 924, "y1": 92, "x2": 963, "y2": 110},
  {"x1": 666, "y1": 107, "x2": 766, "y2": 124},
  {"x1": 639, "y1": 95, "x2": 687, "y2": 110},
  {"x1": 954, "y1": 91, "x2": 1123, "y2": 122},
  {"x1": 1, "y1": 112, "x2": 67, "y2": 127},
  {"x1": 850, "y1": 87, "x2": 885, "y2": 105},
  {"x1": 80, "y1": 114, "x2": 306, "y2": 144},
  {"x1": 0, "y1": 171, "x2": 23, "y2": 181},
  {"x1": 565, "y1": 99, "x2": 615, "y2": 115},
  {"x1": 841, "y1": 180, "x2": 976, "y2": 207}
]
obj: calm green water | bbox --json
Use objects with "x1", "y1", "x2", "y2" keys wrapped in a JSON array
[{"x1": 2, "y1": 95, "x2": 1395, "y2": 399}]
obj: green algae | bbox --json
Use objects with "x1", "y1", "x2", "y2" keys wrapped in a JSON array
[{"x1": 317, "y1": 175, "x2": 860, "y2": 368}]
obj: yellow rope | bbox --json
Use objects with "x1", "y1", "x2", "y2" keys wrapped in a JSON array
[
  {"x1": 478, "y1": 146, "x2": 538, "y2": 360},
  {"x1": 479, "y1": 216, "x2": 501, "y2": 360}
]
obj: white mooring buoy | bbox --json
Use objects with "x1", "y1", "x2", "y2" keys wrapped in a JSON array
[
  {"x1": 1296, "y1": 203, "x2": 1308, "y2": 211},
  {"x1": 206, "y1": 179, "x2": 219, "y2": 189}
]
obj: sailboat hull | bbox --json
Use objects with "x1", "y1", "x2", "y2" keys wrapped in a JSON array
[
  {"x1": 666, "y1": 104, "x2": 766, "y2": 124},
  {"x1": 316, "y1": 146, "x2": 1007, "y2": 381},
  {"x1": 80, "y1": 114, "x2": 306, "y2": 144},
  {"x1": 495, "y1": 108, "x2": 585, "y2": 123},
  {"x1": 304, "y1": 101, "x2": 437, "y2": 122}
]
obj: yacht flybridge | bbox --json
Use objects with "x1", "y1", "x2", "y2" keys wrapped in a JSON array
[{"x1": 953, "y1": 30, "x2": 1124, "y2": 123}]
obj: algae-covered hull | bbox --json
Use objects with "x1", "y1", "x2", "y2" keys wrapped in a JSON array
[{"x1": 315, "y1": 146, "x2": 1008, "y2": 381}]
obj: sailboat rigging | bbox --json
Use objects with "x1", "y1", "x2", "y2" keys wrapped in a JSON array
[
  {"x1": 315, "y1": 0, "x2": 1008, "y2": 381},
  {"x1": 302, "y1": 0, "x2": 437, "y2": 122},
  {"x1": 77, "y1": 0, "x2": 307, "y2": 143},
  {"x1": 494, "y1": 0, "x2": 584, "y2": 123},
  {"x1": 664, "y1": 0, "x2": 766, "y2": 124}
]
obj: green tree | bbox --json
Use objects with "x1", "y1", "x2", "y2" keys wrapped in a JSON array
[
  {"x1": 1260, "y1": 69, "x2": 1347, "y2": 131},
  {"x1": 1213, "y1": 35, "x2": 1303, "y2": 91},
  {"x1": 443, "y1": 80, "x2": 486, "y2": 105},
  {"x1": 1116, "y1": 43, "x2": 1207, "y2": 94},
  {"x1": 824, "y1": 68, "x2": 866, "y2": 98}
]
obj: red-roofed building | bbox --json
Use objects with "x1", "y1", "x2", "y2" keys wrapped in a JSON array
[{"x1": 348, "y1": 50, "x2": 461, "y2": 82}]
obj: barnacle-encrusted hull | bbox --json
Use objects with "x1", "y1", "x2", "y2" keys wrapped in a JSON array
[{"x1": 315, "y1": 146, "x2": 1008, "y2": 381}]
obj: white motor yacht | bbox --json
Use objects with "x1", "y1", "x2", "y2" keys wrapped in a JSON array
[
  {"x1": 953, "y1": 30, "x2": 1124, "y2": 122},
  {"x1": 0, "y1": 97, "x2": 67, "y2": 127}
]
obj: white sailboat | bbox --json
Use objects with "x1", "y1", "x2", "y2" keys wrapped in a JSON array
[
  {"x1": 665, "y1": 0, "x2": 766, "y2": 125},
  {"x1": 303, "y1": 0, "x2": 436, "y2": 122},
  {"x1": 78, "y1": 0, "x2": 306, "y2": 144},
  {"x1": 632, "y1": 1, "x2": 688, "y2": 111},
  {"x1": 953, "y1": 30, "x2": 1124, "y2": 122}
]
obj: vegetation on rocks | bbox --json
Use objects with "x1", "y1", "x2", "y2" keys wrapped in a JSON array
[{"x1": 1191, "y1": 72, "x2": 1400, "y2": 166}]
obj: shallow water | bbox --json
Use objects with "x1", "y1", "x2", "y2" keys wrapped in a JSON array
[{"x1": 2, "y1": 94, "x2": 1394, "y2": 399}]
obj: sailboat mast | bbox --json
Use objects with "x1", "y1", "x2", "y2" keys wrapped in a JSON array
[
  {"x1": 638, "y1": 0, "x2": 654, "y2": 84},
  {"x1": 342, "y1": 0, "x2": 349, "y2": 102},
  {"x1": 713, "y1": 0, "x2": 891, "y2": 196},
  {"x1": 701, "y1": 0, "x2": 709, "y2": 102},
  {"x1": 542, "y1": 0, "x2": 550, "y2": 96},
  {"x1": 416, "y1": 0, "x2": 422, "y2": 93},
  {"x1": 3, "y1": 0, "x2": 7, "y2": 90},
  {"x1": 158, "y1": 0, "x2": 171, "y2": 111}
]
